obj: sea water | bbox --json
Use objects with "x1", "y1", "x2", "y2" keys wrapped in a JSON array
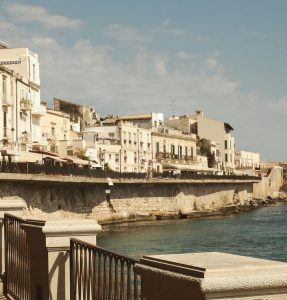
[{"x1": 98, "y1": 202, "x2": 287, "y2": 262}]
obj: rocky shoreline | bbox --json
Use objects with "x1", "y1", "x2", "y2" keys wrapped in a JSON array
[{"x1": 99, "y1": 197, "x2": 287, "y2": 227}]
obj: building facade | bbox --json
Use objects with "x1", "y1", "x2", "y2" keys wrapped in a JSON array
[
  {"x1": 235, "y1": 151, "x2": 260, "y2": 169},
  {"x1": 0, "y1": 43, "x2": 44, "y2": 151},
  {"x1": 152, "y1": 126, "x2": 197, "y2": 172},
  {"x1": 166, "y1": 111, "x2": 235, "y2": 172}
]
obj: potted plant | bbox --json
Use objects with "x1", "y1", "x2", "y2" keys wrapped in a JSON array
[{"x1": 20, "y1": 98, "x2": 33, "y2": 110}]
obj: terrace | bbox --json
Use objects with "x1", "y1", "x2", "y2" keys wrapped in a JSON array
[{"x1": 0, "y1": 199, "x2": 286, "y2": 299}]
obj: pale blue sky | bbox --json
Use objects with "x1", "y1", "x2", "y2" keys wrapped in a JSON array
[{"x1": 0, "y1": 0, "x2": 286, "y2": 160}]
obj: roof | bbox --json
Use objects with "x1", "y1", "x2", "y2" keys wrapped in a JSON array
[
  {"x1": 224, "y1": 122, "x2": 234, "y2": 131},
  {"x1": 120, "y1": 114, "x2": 152, "y2": 121},
  {"x1": 62, "y1": 155, "x2": 90, "y2": 165}
]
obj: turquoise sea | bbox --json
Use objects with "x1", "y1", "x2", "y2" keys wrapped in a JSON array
[{"x1": 98, "y1": 202, "x2": 287, "y2": 262}]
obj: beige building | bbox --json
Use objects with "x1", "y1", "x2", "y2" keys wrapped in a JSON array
[
  {"x1": 166, "y1": 111, "x2": 235, "y2": 172},
  {"x1": 0, "y1": 43, "x2": 45, "y2": 151},
  {"x1": 120, "y1": 112, "x2": 164, "y2": 129},
  {"x1": 40, "y1": 107, "x2": 79, "y2": 153},
  {"x1": 152, "y1": 126, "x2": 198, "y2": 172}
]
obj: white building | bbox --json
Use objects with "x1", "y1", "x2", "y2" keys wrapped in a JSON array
[
  {"x1": 83, "y1": 122, "x2": 152, "y2": 173},
  {"x1": 235, "y1": 151, "x2": 260, "y2": 169},
  {"x1": 0, "y1": 43, "x2": 44, "y2": 151}
]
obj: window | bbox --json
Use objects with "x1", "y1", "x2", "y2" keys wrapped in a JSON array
[
  {"x1": 225, "y1": 140, "x2": 228, "y2": 149},
  {"x1": 171, "y1": 144, "x2": 175, "y2": 155},
  {"x1": 178, "y1": 146, "x2": 182, "y2": 159},
  {"x1": 33, "y1": 64, "x2": 36, "y2": 81},
  {"x1": 51, "y1": 127, "x2": 55, "y2": 136},
  {"x1": 156, "y1": 142, "x2": 160, "y2": 153},
  {"x1": 225, "y1": 153, "x2": 228, "y2": 162},
  {"x1": 2, "y1": 75, "x2": 7, "y2": 94}
]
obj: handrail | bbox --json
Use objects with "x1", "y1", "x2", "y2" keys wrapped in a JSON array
[
  {"x1": 70, "y1": 238, "x2": 142, "y2": 300},
  {"x1": 4, "y1": 213, "x2": 46, "y2": 300}
]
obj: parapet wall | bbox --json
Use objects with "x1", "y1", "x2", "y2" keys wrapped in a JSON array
[{"x1": 0, "y1": 168, "x2": 283, "y2": 223}]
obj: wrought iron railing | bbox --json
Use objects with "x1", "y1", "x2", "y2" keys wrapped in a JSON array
[
  {"x1": 0, "y1": 161, "x2": 261, "y2": 181},
  {"x1": 70, "y1": 239, "x2": 142, "y2": 300},
  {"x1": 3, "y1": 213, "x2": 46, "y2": 300}
]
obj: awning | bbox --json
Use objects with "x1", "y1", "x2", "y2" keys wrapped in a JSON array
[{"x1": 62, "y1": 155, "x2": 90, "y2": 166}]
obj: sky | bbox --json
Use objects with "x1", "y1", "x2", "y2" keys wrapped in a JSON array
[{"x1": 0, "y1": 0, "x2": 286, "y2": 160}]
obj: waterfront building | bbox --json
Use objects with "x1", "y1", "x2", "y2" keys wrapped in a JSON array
[
  {"x1": 165, "y1": 111, "x2": 235, "y2": 173},
  {"x1": 151, "y1": 126, "x2": 199, "y2": 173},
  {"x1": 84, "y1": 122, "x2": 152, "y2": 173},
  {"x1": 0, "y1": 42, "x2": 45, "y2": 151},
  {"x1": 235, "y1": 150, "x2": 260, "y2": 169}
]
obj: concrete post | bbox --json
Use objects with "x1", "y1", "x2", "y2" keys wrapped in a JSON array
[
  {"x1": 42, "y1": 219, "x2": 102, "y2": 300},
  {"x1": 0, "y1": 197, "x2": 27, "y2": 276},
  {"x1": 136, "y1": 252, "x2": 287, "y2": 299}
]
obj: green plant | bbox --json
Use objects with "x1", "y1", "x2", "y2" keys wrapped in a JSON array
[
  {"x1": 20, "y1": 98, "x2": 32, "y2": 106},
  {"x1": 74, "y1": 148, "x2": 90, "y2": 161}
]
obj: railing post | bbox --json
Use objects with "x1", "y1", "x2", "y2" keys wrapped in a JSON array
[
  {"x1": 41, "y1": 219, "x2": 101, "y2": 299},
  {"x1": 0, "y1": 198, "x2": 27, "y2": 277}
]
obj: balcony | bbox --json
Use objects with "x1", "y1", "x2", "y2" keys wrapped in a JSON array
[
  {"x1": 156, "y1": 152, "x2": 196, "y2": 164},
  {"x1": 20, "y1": 98, "x2": 33, "y2": 111},
  {"x1": 31, "y1": 105, "x2": 46, "y2": 116},
  {"x1": 1, "y1": 94, "x2": 13, "y2": 106}
]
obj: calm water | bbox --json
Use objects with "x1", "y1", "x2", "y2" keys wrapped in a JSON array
[{"x1": 98, "y1": 202, "x2": 287, "y2": 262}]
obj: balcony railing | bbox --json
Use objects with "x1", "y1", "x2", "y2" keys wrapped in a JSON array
[{"x1": 156, "y1": 152, "x2": 196, "y2": 162}]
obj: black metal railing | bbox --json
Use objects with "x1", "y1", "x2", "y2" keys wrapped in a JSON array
[
  {"x1": 70, "y1": 239, "x2": 141, "y2": 300},
  {"x1": 3, "y1": 213, "x2": 46, "y2": 300},
  {"x1": 0, "y1": 161, "x2": 261, "y2": 181}
]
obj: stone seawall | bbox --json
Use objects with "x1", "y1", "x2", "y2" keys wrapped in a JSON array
[{"x1": 0, "y1": 168, "x2": 283, "y2": 223}]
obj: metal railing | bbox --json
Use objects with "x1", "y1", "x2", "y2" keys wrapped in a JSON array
[
  {"x1": 3, "y1": 213, "x2": 46, "y2": 300},
  {"x1": 0, "y1": 161, "x2": 261, "y2": 181},
  {"x1": 70, "y1": 239, "x2": 142, "y2": 300}
]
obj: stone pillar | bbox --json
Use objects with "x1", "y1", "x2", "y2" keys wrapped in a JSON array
[
  {"x1": 42, "y1": 219, "x2": 102, "y2": 300},
  {"x1": 0, "y1": 197, "x2": 27, "y2": 276},
  {"x1": 136, "y1": 252, "x2": 287, "y2": 299}
]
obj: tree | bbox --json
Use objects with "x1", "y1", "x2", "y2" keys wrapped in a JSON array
[
  {"x1": 74, "y1": 148, "x2": 89, "y2": 161},
  {"x1": 197, "y1": 138, "x2": 216, "y2": 168}
]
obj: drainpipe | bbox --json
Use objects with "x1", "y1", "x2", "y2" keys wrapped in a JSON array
[{"x1": 15, "y1": 79, "x2": 18, "y2": 145}]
